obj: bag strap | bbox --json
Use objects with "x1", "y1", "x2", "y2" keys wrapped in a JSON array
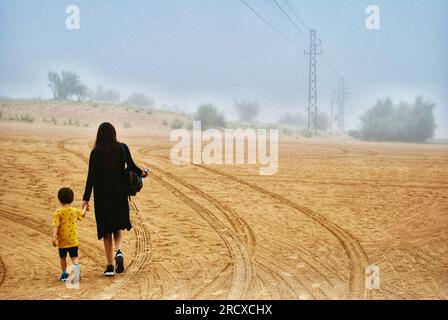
[
  {"x1": 121, "y1": 143, "x2": 139, "y2": 212},
  {"x1": 120, "y1": 143, "x2": 127, "y2": 168}
]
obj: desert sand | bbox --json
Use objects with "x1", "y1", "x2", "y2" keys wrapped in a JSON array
[{"x1": 0, "y1": 104, "x2": 447, "y2": 300}]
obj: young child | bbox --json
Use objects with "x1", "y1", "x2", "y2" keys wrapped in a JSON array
[{"x1": 52, "y1": 187, "x2": 86, "y2": 282}]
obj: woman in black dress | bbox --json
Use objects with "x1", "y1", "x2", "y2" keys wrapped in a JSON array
[{"x1": 82, "y1": 122, "x2": 147, "y2": 276}]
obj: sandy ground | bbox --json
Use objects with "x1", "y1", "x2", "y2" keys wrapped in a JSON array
[{"x1": 0, "y1": 121, "x2": 447, "y2": 300}]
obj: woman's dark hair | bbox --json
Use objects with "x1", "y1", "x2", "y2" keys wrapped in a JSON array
[
  {"x1": 58, "y1": 187, "x2": 74, "y2": 204},
  {"x1": 94, "y1": 122, "x2": 121, "y2": 171}
]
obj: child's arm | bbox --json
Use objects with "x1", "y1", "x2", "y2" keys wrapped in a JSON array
[
  {"x1": 51, "y1": 210, "x2": 60, "y2": 247},
  {"x1": 77, "y1": 207, "x2": 87, "y2": 221},
  {"x1": 52, "y1": 226, "x2": 58, "y2": 247}
]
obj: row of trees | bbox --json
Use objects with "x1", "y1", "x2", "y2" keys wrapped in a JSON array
[
  {"x1": 233, "y1": 101, "x2": 331, "y2": 131},
  {"x1": 193, "y1": 103, "x2": 332, "y2": 132},
  {"x1": 47, "y1": 71, "x2": 154, "y2": 107},
  {"x1": 191, "y1": 97, "x2": 436, "y2": 141},
  {"x1": 48, "y1": 70, "x2": 334, "y2": 131},
  {"x1": 360, "y1": 97, "x2": 436, "y2": 142}
]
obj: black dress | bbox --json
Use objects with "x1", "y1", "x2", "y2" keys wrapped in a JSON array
[{"x1": 83, "y1": 143, "x2": 143, "y2": 240}]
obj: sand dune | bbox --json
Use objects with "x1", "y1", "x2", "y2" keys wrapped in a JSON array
[{"x1": 0, "y1": 120, "x2": 447, "y2": 300}]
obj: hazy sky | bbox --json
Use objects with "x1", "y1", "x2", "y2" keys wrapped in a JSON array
[{"x1": 1, "y1": 0, "x2": 447, "y2": 137}]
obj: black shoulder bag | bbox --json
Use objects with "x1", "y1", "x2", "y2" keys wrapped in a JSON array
[{"x1": 120, "y1": 143, "x2": 143, "y2": 197}]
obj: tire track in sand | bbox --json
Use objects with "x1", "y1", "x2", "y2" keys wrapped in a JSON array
[
  {"x1": 0, "y1": 255, "x2": 5, "y2": 287},
  {"x1": 147, "y1": 164, "x2": 323, "y2": 299},
  {"x1": 194, "y1": 165, "x2": 371, "y2": 299},
  {"x1": 0, "y1": 208, "x2": 105, "y2": 268},
  {"x1": 138, "y1": 148, "x2": 362, "y2": 298},
  {"x1": 135, "y1": 149, "x2": 256, "y2": 299},
  {"x1": 57, "y1": 139, "x2": 153, "y2": 299},
  {"x1": 137, "y1": 149, "x2": 333, "y2": 299},
  {"x1": 146, "y1": 169, "x2": 253, "y2": 299}
]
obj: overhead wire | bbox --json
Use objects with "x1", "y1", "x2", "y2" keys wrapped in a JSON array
[
  {"x1": 272, "y1": 0, "x2": 309, "y2": 40},
  {"x1": 239, "y1": 0, "x2": 306, "y2": 51}
]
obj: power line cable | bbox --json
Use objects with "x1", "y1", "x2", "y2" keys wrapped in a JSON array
[
  {"x1": 239, "y1": 0, "x2": 305, "y2": 50},
  {"x1": 280, "y1": 0, "x2": 343, "y2": 78},
  {"x1": 272, "y1": 0, "x2": 309, "y2": 40},
  {"x1": 241, "y1": 0, "x2": 345, "y2": 108},
  {"x1": 282, "y1": 0, "x2": 312, "y2": 31}
]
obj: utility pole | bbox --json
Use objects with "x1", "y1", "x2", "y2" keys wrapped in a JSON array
[
  {"x1": 330, "y1": 99, "x2": 335, "y2": 132},
  {"x1": 336, "y1": 79, "x2": 348, "y2": 132},
  {"x1": 340, "y1": 79, "x2": 349, "y2": 132},
  {"x1": 337, "y1": 81, "x2": 342, "y2": 131},
  {"x1": 338, "y1": 81, "x2": 342, "y2": 131},
  {"x1": 305, "y1": 30, "x2": 322, "y2": 135}
]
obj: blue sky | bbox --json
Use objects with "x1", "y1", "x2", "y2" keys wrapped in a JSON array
[{"x1": 1, "y1": 0, "x2": 447, "y2": 137}]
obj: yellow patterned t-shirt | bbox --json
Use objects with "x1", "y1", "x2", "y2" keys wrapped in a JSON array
[{"x1": 52, "y1": 207, "x2": 84, "y2": 248}]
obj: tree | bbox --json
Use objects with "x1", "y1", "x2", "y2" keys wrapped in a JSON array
[
  {"x1": 48, "y1": 72, "x2": 61, "y2": 99},
  {"x1": 234, "y1": 100, "x2": 260, "y2": 122},
  {"x1": 360, "y1": 96, "x2": 436, "y2": 142},
  {"x1": 408, "y1": 97, "x2": 436, "y2": 142},
  {"x1": 194, "y1": 103, "x2": 226, "y2": 129},
  {"x1": 125, "y1": 93, "x2": 154, "y2": 107},
  {"x1": 317, "y1": 112, "x2": 330, "y2": 131},
  {"x1": 74, "y1": 82, "x2": 88, "y2": 102},
  {"x1": 47, "y1": 70, "x2": 89, "y2": 101},
  {"x1": 360, "y1": 98, "x2": 394, "y2": 141}
]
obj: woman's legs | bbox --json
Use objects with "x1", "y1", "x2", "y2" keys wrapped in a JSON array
[
  {"x1": 103, "y1": 231, "x2": 123, "y2": 260},
  {"x1": 113, "y1": 230, "x2": 123, "y2": 252},
  {"x1": 113, "y1": 230, "x2": 125, "y2": 273},
  {"x1": 103, "y1": 233, "x2": 114, "y2": 265}
]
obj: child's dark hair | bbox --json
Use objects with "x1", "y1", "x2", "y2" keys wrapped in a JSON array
[{"x1": 58, "y1": 187, "x2": 74, "y2": 204}]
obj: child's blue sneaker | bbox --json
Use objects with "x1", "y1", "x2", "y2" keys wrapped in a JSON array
[{"x1": 59, "y1": 272, "x2": 69, "y2": 282}]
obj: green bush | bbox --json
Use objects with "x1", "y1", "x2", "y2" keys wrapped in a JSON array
[
  {"x1": 360, "y1": 97, "x2": 436, "y2": 142},
  {"x1": 194, "y1": 103, "x2": 226, "y2": 129},
  {"x1": 234, "y1": 100, "x2": 260, "y2": 122}
]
